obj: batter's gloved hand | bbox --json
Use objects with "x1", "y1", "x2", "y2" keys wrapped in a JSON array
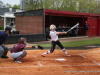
[
  {"x1": 32, "y1": 46, "x2": 35, "y2": 49},
  {"x1": 38, "y1": 45, "x2": 43, "y2": 50}
]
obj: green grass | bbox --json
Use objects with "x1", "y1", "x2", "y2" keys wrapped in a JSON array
[{"x1": 38, "y1": 38, "x2": 100, "y2": 47}]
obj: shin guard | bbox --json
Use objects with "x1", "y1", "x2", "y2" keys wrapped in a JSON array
[{"x1": 16, "y1": 51, "x2": 27, "y2": 61}]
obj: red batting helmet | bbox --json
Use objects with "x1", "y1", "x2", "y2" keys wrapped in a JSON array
[{"x1": 19, "y1": 38, "x2": 26, "y2": 44}]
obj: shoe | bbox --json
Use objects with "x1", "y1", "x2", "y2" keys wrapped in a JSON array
[
  {"x1": 41, "y1": 54, "x2": 45, "y2": 57},
  {"x1": 15, "y1": 61, "x2": 22, "y2": 63},
  {"x1": 13, "y1": 58, "x2": 16, "y2": 61},
  {"x1": 66, "y1": 54, "x2": 71, "y2": 57},
  {"x1": 1, "y1": 56, "x2": 9, "y2": 58}
]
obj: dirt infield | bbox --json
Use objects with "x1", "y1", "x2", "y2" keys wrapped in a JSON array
[{"x1": 0, "y1": 48, "x2": 100, "y2": 75}]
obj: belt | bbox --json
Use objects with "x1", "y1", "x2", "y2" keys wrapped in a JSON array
[{"x1": 52, "y1": 40, "x2": 59, "y2": 42}]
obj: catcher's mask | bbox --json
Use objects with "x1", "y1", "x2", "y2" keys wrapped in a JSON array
[
  {"x1": 50, "y1": 24, "x2": 56, "y2": 30},
  {"x1": 19, "y1": 38, "x2": 27, "y2": 44}
]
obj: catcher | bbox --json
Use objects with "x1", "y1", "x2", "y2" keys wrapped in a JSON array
[
  {"x1": 41, "y1": 24, "x2": 70, "y2": 57},
  {"x1": 10, "y1": 37, "x2": 43, "y2": 63}
]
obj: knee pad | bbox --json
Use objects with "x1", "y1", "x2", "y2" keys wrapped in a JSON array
[
  {"x1": 4, "y1": 47, "x2": 9, "y2": 51},
  {"x1": 23, "y1": 51, "x2": 27, "y2": 55}
]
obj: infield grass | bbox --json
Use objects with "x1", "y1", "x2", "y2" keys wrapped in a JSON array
[{"x1": 38, "y1": 38, "x2": 100, "y2": 47}]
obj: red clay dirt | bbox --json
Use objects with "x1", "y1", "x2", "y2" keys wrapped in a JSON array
[
  {"x1": 1, "y1": 36, "x2": 100, "y2": 75},
  {"x1": 0, "y1": 48, "x2": 100, "y2": 75}
]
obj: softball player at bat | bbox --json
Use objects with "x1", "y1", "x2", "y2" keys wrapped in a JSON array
[
  {"x1": 41, "y1": 24, "x2": 70, "y2": 57},
  {"x1": 10, "y1": 37, "x2": 42, "y2": 63}
]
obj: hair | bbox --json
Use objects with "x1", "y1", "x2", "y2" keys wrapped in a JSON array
[{"x1": 50, "y1": 24, "x2": 56, "y2": 30}]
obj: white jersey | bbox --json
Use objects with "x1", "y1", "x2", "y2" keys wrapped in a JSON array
[{"x1": 50, "y1": 31, "x2": 58, "y2": 41}]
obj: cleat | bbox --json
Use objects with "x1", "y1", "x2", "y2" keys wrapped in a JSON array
[
  {"x1": 41, "y1": 54, "x2": 45, "y2": 57},
  {"x1": 15, "y1": 61, "x2": 22, "y2": 63},
  {"x1": 13, "y1": 58, "x2": 16, "y2": 61},
  {"x1": 66, "y1": 54, "x2": 71, "y2": 57}
]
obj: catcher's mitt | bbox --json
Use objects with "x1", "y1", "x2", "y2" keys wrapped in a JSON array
[{"x1": 38, "y1": 45, "x2": 43, "y2": 50}]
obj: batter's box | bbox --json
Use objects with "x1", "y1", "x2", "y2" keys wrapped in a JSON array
[
  {"x1": 40, "y1": 60, "x2": 96, "y2": 66},
  {"x1": 0, "y1": 59, "x2": 40, "y2": 68},
  {"x1": 34, "y1": 55, "x2": 85, "y2": 61}
]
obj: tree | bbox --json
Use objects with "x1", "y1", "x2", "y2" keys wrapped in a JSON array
[
  {"x1": 94, "y1": 0, "x2": 100, "y2": 14},
  {"x1": 25, "y1": 0, "x2": 40, "y2": 11},
  {"x1": 60, "y1": 0, "x2": 77, "y2": 11},
  {"x1": 5, "y1": 3, "x2": 12, "y2": 8},
  {"x1": 77, "y1": 0, "x2": 96, "y2": 13},
  {"x1": 25, "y1": 0, "x2": 100, "y2": 14},
  {"x1": 39, "y1": 0, "x2": 51, "y2": 9},
  {"x1": 12, "y1": 4, "x2": 20, "y2": 9},
  {"x1": 48, "y1": 0, "x2": 63, "y2": 10},
  {"x1": 0, "y1": 0, "x2": 6, "y2": 8}
]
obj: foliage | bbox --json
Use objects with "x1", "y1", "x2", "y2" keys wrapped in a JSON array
[
  {"x1": 0, "y1": 0, "x2": 20, "y2": 10},
  {"x1": 0, "y1": 26, "x2": 4, "y2": 30},
  {"x1": 1, "y1": 0, "x2": 100, "y2": 14},
  {"x1": 0, "y1": 0, "x2": 6, "y2": 8},
  {"x1": 6, "y1": 3, "x2": 12, "y2": 8},
  {"x1": 12, "y1": 4, "x2": 20, "y2": 9},
  {"x1": 77, "y1": 0, "x2": 96, "y2": 13},
  {"x1": 25, "y1": 0, "x2": 100, "y2": 14}
]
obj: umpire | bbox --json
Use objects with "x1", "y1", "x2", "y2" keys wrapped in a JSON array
[{"x1": 0, "y1": 27, "x2": 11, "y2": 59}]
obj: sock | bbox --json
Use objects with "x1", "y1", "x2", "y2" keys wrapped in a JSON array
[
  {"x1": 43, "y1": 51, "x2": 50, "y2": 55},
  {"x1": 62, "y1": 48, "x2": 68, "y2": 55}
]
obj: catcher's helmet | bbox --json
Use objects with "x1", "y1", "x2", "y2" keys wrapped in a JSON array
[
  {"x1": 50, "y1": 24, "x2": 56, "y2": 30},
  {"x1": 19, "y1": 38, "x2": 26, "y2": 44}
]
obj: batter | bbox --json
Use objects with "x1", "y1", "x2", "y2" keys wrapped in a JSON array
[{"x1": 41, "y1": 24, "x2": 70, "y2": 57}]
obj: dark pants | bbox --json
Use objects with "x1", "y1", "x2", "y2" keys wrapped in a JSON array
[
  {"x1": 0, "y1": 45, "x2": 9, "y2": 57},
  {"x1": 50, "y1": 40, "x2": 64, "y2": 53},
  {"x1": 85, "y1": 30, "x2": 88, "y2": 36},
  {"x1": 46, "y1": 35, "x2": 49, "y2": 41}
]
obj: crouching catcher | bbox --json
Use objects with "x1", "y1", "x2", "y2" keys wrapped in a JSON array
[{"x1": 10, "y1": 37, "x2": 43, "y2": 63}]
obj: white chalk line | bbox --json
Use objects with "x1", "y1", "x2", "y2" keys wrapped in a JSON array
[
  {"x1": 33, "y1": 55, "x2": 50, "y2": 59},
  {"x1": 0, "y1": 64, "x2": 99, "y2": 69},
  {"x1": 33, "y1": 55, "x2": 36, "y2": 58},
  {"x1": 38, "y1": 61, "x2": 42, "y2": 66},
  {"x1": 78, "y1": 50, "x2": 100, "y2": 55},
  {"x1": 0, "y1": 59, "x2": 98, "y2": 69},
  {"x1": 76, "y1": 50, "x2": 100, "y2": 66},
  {"x1": 0, "y1": 66, "x2": 41, "y2": 69},
  {"x1": 0, "y1": 60, "x2": 99, "y2": 69},
  {"x1": 39, "y1": 60, "x2": 93, "y2": 62},
  {"x1": 43, "y1": 64, "x2": 99, "y2": 67},
  {"x1": 1, "y1": 50, "x2": 100, "y2": 69},
  {"x1": 78, "y1": 54, "x2": 86, "y2": 58},
  {"x1": 92, "y1": 60, "x2": 100, "y2": 66}
]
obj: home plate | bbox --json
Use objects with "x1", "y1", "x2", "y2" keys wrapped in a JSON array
[{"x1": 55, "y1": 58, "x2": 66, "y2": 61}]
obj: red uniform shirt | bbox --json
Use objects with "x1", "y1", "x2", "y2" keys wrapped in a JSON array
[{"x1": 10, "y1": 43, "x2": 26, "y2": 53}]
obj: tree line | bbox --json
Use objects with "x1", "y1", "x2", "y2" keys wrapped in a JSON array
[
  {"x1": 0, "y1": 0, "x2": 100, "y2": 14},
  {"x1": 0, "y1": 0, "x2": 20, "y2": 10},
  {"x1": 25, "y1": 0, "x2": 100, "y2": 14}
]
